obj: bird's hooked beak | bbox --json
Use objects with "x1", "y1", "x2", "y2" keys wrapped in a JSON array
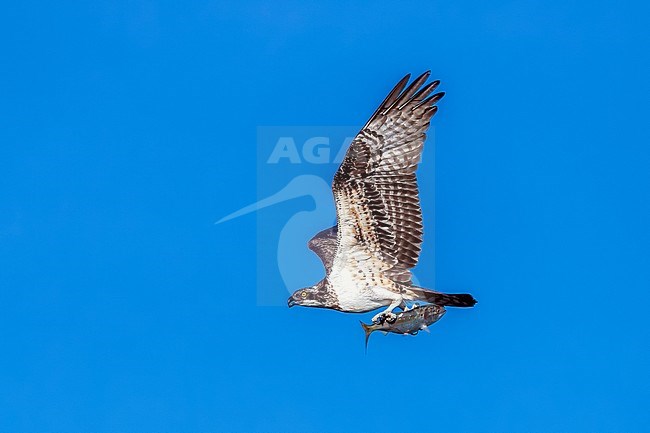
[{"x1": 287, "y1": 296, "x2": 296, "y2": 308}]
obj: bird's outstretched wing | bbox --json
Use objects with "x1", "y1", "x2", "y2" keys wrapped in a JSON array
[
  {"x1": 332, "y1": 72, "x2": 443, "y2": 283},
  {"x1": 307, "y1": 226, "x2": 337, "y2": 273}
]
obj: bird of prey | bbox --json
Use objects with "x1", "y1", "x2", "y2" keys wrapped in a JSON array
[{"x1": 287, "y1": 72, "x2": 477, "y2": 323}]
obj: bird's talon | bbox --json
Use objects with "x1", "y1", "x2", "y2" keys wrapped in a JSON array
[
  {"x1": 384, "y1": 312, "x2": 397, "y2": 323},
  {"x1": 372, "y1": 312, "x2": 394, "y2": 324}
]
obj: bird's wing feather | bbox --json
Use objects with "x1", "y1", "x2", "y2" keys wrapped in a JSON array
[
  {"x1": 332, "y1": 72, "x2": 443, "y2": 282},
  {"x1": 307, "y1": 226, "x2": 338, "y2": 272}
]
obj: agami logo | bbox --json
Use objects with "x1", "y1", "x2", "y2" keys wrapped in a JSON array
[
  {"x1": 266, "y1": 135, "x2": 352, "y2": 164},
  {"x1": 219, "y1": 126, "x2": 426, "y2": 306}
]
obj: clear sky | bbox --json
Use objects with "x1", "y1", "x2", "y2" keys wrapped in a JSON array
[{"x1": 1, "y1": 1, "x2": 649, "y2": 432}]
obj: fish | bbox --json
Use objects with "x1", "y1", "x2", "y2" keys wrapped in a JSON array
[{"x1": 360, "y1": 304, "x2": 446, "y2": 350}]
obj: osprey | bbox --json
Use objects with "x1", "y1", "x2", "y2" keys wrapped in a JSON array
[{"x1": 287, "y1": 72, "x2": 477, "y2": 323}]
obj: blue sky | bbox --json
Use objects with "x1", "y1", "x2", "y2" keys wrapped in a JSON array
[{"x1": 1, "y1": 1, "x2": 649, "y2": 432}]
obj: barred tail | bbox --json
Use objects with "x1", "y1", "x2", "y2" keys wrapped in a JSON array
[{"x1": 406, "y1": 287, "x2": 477, "y2": 307}]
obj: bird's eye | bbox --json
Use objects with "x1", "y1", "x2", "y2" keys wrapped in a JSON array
[{"x1": 301, "y1": 291, "x2": 308, "y2": 299}]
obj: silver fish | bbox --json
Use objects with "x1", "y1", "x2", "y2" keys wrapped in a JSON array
[{"x1": 360, "y1": 304, "x2": 446, "y2": 349}]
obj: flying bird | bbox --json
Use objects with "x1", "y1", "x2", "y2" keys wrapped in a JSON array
[{"x1": 287, "y1": 71, "x2": 477, "y2": 323}]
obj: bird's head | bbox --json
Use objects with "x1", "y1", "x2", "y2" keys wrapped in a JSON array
[{"x1": 287, "y1": 280, "x2": 334, "y2": 309}]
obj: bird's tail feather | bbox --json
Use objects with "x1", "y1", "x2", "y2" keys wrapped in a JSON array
[{"x1": 406, "y1": 287, "x2": 477, "y2": 307}]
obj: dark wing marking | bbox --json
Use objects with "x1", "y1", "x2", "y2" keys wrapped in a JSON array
[
  {"x1": 307, "y1": 226, "x2": 338, "y2": 272},
  {"x1": 333, "y1": 72, "x2": 443, "y2": 282}
]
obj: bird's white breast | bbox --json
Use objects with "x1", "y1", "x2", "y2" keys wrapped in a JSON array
[{"x1": 328, "y1": 251, "x2": 401, "y2": 312}]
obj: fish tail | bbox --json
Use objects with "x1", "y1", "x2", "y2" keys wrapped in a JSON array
[
  {"x1": 359, "y1": 321, "x2": 373, "y2": 353},
  {"x1": 407, "y1": 287, "x2": 477, "y2": 307}
]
